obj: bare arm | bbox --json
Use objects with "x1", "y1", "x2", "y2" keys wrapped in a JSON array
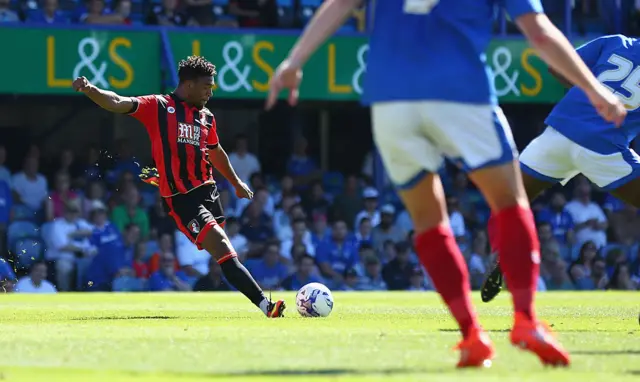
[
  {"x1": 516, "y1": 13, "x2": 625, "y2": 125},
  {"x1": 73, "y1": 77, "x2": 134, "y2": 114},
  {"x1": 208, "y1": 145, "x2": 242, "y2": 187},
  {"x1": 287, "y1": 0, "x2": 362, "y2": 67},
  {"x1": 516, "y1": 13, "x2": 601, "y2": 93},
  {"x1": 265, "y1": 0, "x2": 361, "y2": 108}
]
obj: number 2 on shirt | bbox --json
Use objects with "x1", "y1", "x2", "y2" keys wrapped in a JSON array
[
  {"x1": 404, "y1": 0, "x2": 439, "y2": 14},
  {"x1": 597, "y1": 54, "x2": 640, "y2": 111}
]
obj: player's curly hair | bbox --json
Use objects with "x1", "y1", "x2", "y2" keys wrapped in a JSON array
[{"x1": 177, "y1": 56, "x2": 217, "y2": 83}]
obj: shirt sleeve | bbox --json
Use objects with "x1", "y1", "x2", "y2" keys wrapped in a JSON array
[
  {"x1": 315, "y1": 243, "x2": 329, "y2": 264},
  {"x1": 207, "y1": 115, "x2": 219, "y2": 149},
  {"x1": 503, "y1": 0, "x2": 544, "y2": 20},
  {"x1": 575, "y1": 37, "x2": 608, "y2": 68},
  {"x1": 127, "y1": 95, "x2": 158, "y2": 128}
]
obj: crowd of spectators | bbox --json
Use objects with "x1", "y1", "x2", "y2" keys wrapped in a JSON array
[
  {"x1": 0, "y1": 0, "x2": 366, "y2": 31},
  {"x1": 0, "y1": 133, "x2": 639, "y2": 294},
  {"x1": 1, "y1": 0, "x2": 640, "y2": 36}
]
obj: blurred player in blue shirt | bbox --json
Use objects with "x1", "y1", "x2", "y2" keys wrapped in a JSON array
[
  {"x1": 485, "y1": 34, "x2": 640, "y2": 304},
  {"x1": 266, "y1": 0, "x2": 627, "y2": 368}
]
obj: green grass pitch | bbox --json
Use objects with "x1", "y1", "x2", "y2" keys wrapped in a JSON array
[{"x1": 0, "y1": 292, "x2": 638, "y2": 381}]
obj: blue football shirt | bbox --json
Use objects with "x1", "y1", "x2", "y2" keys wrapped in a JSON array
[
  {"x1": 362, "y1": 0, "x2": 544, "y2": 105},
  {"x1": 546, "y1": 35, "x2": 640, "y2": 154}
]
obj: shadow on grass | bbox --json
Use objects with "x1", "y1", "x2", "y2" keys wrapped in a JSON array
[
  {"x1": 71, "y1": 315, "x2": 177, "y2": 321},
  {"x1": 574, "y1": 350, "x2": 640, "y2": 356},
  {"x1": 439, "y1": 329, "x2": 633, "y2": 334},
  {"x1": 135, "y1": 367, "x2": 449, "y2": 378}
]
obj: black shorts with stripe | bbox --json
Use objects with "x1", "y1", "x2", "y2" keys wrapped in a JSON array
[{"x1": 163, "y1": 183, "x2": 225, "y2": 249}]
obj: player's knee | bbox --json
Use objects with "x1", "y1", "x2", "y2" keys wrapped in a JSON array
[
  {"x1": 469, "y1": 161, "x2": 529, "y2": 212},
  {"x1": 199, "y1": 224, "x2": 234, "y2": 259}
]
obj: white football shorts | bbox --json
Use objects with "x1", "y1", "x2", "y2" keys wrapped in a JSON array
[
  {"x1": 372, "y1": 101, "x2": 517, "y2": 190},
  {"x1": 519, "y1": 126, "x2": 640, "y2": 191}
]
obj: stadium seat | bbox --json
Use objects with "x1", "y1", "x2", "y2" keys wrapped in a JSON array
[
  {"x1": 12, "y1": 237, "x2": 44, "y2": 271},
  {"x1": 298, "y1": 0, "x2": 323, "y2": 25},
  {"x1": 276, "y1": 0, "x2": 295, "y2": 27},
  {"x1": 7, "y1": 221, "x2": 39, "y2": 248}
]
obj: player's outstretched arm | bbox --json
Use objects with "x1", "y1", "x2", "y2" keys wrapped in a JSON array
[
  {"x1": 72, "y1": 76, "x2": 135, "y2": 114},
  {"x1": 515, "y1": 13, "x2": 626, "y2": 126},
  {"x1": 265, "y1": 0, "x2": 361, "y2": 109}
]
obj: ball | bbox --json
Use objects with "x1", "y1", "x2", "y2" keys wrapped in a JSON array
[{"x1": 295, "y1": 282, "x2": 334, "y2": 317}]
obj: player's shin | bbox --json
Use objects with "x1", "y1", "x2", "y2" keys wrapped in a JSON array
[
  {"x1": 415, "y1": 225, "x2": 480, "y2": 339},
  {"x1": 217, "y1": 254, "x2": 271, "y2": 314},
  {"x1": 494, "y1": 205, "x2": 540, "y2": 321}
]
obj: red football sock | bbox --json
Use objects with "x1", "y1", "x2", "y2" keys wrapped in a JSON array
[
  {"x1": 487, "y1": 214, "x2": 499, "y2": 259},
  {"x1": 494, "y1": 205, "x2": 540, "y2": 321},
  {"x1": 415, "y1": 225, "x2": 479, "y2": 339}
]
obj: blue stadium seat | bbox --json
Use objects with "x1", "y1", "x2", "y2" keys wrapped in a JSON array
[
  {"x1": 12, "y1": 237, "x2": 44, "y2": 271},
  {"x1": 300, "y1": 0, "x2": 322, "y2": 6},
  {"x1": 7, "y1": 221, "x2": 39, "y2": 248},
  {"x1": 212, "y1": 0, "x2": 229, "y2": 5},
  {"x1": 277, "y1": 5, "x2": 295, "y2": 28},
  {"x1": 299, "y1": 0, "x2": 323, "y2": 24}
]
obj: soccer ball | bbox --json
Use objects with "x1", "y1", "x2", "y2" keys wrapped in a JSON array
[{"x1": 295, "y1": 282, "x2": 334, "y2": 317}]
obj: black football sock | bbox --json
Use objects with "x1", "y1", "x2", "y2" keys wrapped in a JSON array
[{"x1": 218, "y1": 256, "x2": 268, "y2": 311}]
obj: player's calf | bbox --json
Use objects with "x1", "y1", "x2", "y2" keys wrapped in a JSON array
[{"x1": 201, "y1": 226, "x2": 285, "y2": 318}]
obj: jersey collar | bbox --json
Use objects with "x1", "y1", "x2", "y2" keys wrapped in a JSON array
[{"x1": 170, "y1": 92, "x2": 200, "y2": 111}]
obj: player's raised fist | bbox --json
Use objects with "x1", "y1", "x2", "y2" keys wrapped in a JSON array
[
  {"x1": 72, "y1": 76, "x2": 92, "y2": 93},
  {"x1": 587, "y1": 83, "x2": 627, "y2": 127}
]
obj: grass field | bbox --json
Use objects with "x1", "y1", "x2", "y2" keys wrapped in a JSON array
[{"x1": 0, "y1": 291, "x2": 638, "y2": 381}]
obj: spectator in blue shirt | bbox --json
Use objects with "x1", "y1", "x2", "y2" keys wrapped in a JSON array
[
  {"x1": 240, "y1": 199, "x2": 274, "y2": 249},
  {"x1": 84, "y1": 213, "x2": 135, "y2": 291},
  {"x1": 246, "y1": 241, "x2": 289, "y2": 289},
  {"x1": 281, "y1": 254, "x2": 323, "y2": 291},
  {"x1": 310, "y1": 212, "x2": 331, "y2": 247},
  {"x1": 602, "y1": 194, "x2": 626, "y2": 215},
  {"x1": 350, "y1": 216, "x2": 373, "y2": 249},
  {"x1": 148, "y1": 252, "x2": 191, "y2": 292},
  {"x1": 287, "y1": 137, "x2": 320, "y2": 191},
  {"x1": 28, "y1": 0, "x2": 70, "y2": 24},
  {"x1": 357, "y1": 255, "x2": 387, "y2": 291},
  {"x1": 316, "y1": 220, "x2": 358, "y2": 288},
  {"x1": 537, "y1": 192, "x2": 575, "y2": 245},
  {"x1": 0, "y1": 180, "x2": 12, "y2": 255}
]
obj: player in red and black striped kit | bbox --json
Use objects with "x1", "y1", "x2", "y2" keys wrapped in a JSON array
[{"x1": 73, "y1": 56, "x2": 285, "y2": 317}]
